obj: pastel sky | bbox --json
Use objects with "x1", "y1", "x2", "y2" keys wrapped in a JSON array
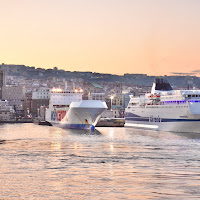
[{"x1": 1, "y1": 0, "x2": 200, "y2": 75}]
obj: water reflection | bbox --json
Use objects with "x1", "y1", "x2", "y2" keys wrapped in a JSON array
[
  {"x1": 0, "y1": 124, "x2": 200, "y2": 199},
  {"x1": 51, "y1": 140, "x2": 62, "y2": 150},
  {"x1": 108, "y1": 127, "x2": 114, "y2": 139},
  {"x1": 49, "y1": 127, "x2": 103, "y2": 152},
  {"x1": 174, "y1": 132, "x2": 200, "y2": 140},
  {"x1": 109, "y1": 143, "x2": 114, "y2": 152},
  {"x1": 50, "y1": 129, "x2": 63, "y2": 150},
  {"x1": 66, "y1": 128, "x2": 102, "y2": 136}
]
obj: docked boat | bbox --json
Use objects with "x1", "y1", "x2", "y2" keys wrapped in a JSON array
[
  {"x1": 45, "y1": 88, "x2": 107, "y2": 130},
  {"x1": 125, "y1": 78, "x2": 200, "y2": 133}
]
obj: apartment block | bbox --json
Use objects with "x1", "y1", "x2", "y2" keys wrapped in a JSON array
[{"x1": 2, "y1": 85, "x2": 25, "y2": 116}]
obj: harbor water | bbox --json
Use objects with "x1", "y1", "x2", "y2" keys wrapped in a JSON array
[{"x1": 0, "y1": 124, "x2": 200, "y2": 199}]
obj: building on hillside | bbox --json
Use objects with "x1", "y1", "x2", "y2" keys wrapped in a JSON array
[
  {"x1": 31, "y1": 88, "x2": 50, "y2": 117},
  {"x1": 0, "y1": 70, "x2": 5, "y2": 99},
  {"x1": 32, "y1": 88, "x2": 50, "y2": 99},
  {"x1": 89, "y1": 93, "x2": 105, "y2": 101},
  {"x1": 104, "y1": 93, "x2": 125, "y2": 117},
  {"x1": 24, "y1": 92, "x2": 32, "y2": 118},
  {"x1": 114, "y1": 82, "x2": 123, "y2": 94},
  {"x1": 0, "y1": 100, "x2": 16, "y2": 121},
  {"x1": 2, "y1": 85, "x2": 25, "y2": 117},
  {"x1": 111, "y1": 94, "x2": 124, "y2": 109},
  {"x1": 38, "y1": 105, "x2": 48, "y2": 121},
  {"x1": 83, "y1": 82, "x2": 104, "y2": 93}
]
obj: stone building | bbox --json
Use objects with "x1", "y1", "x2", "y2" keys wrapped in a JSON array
[
  {"x1": 31, "y1": 88, "x2": 50, "y2": 116},
  {"x1": 83, "y1": 82, "x2": 104, "y2": 94},
  {"x1": 0, "y1": 70, "x2": 5, "y2": 99},
  {"x1": 0, "y1": 100, "x2": 16, "y2": 121},
  {"x1": 24, "y1": 92, "x2": 32, "y2": 118},
  {"x1": 89, "y1": 93, "x2": 105, "y2": 101},
  {"x1": 2, "y1": 85, "x2": 25, "y2": 117}
]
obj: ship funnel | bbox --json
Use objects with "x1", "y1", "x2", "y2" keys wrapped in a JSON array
[{"x1": 151, "y1": 78, "x2": 173, "y2": 94}]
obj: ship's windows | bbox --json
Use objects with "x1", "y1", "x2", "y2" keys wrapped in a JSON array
[{"x1": 192, "y1": 95, "x2": 195, "y2": 97}]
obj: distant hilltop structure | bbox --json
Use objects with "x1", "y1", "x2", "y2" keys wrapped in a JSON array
[{"x1": 0, "y1": 63, "x2": 200, "y2": 87}]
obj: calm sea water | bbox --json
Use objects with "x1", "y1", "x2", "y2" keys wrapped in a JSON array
[{"x1": 0, "y1": 124, "x2": 200, "y2": 200}]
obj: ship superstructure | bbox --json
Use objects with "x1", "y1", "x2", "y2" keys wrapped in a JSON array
[
  {"x1": 125, "y1": 78, "x2": 200, "y2": 133},
  {"x1": 45, "y1": 88, "x2": 107, "y2": 130}
]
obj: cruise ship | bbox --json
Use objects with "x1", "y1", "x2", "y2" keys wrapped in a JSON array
[
  {"x1": 45, "y1": 88, "x2": 107, "y2": 130},
  {"x1": 125, "y1": 78, "x2": 200, "y2": 133}
]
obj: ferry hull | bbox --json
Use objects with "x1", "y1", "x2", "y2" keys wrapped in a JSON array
[
  {"x1": 125, "y1": 119, "x2": 200, "y2": 133},
  {"x1": 45, "y1": 100, "x2": 107, "y2": 130},
  {"x1": 50, "y1": 122, "x2": 94, "y2": 130}
]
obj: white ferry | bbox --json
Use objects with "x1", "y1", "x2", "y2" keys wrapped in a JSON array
[
  {"x1": 125, "y1": 78, "x2": 200, "y2": 133},
  {"x1": 45, "y1": 88, "x2": 107, "y2": 130}
]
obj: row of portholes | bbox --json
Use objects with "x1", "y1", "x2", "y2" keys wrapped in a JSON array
[{"x1": 146, "y1": 106, "x2": 188, "y2": 108}]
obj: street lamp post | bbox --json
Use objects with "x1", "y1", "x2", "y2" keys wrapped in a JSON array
[{"x1": 110, "y1": 95, "x2": 114, "y2": 111}]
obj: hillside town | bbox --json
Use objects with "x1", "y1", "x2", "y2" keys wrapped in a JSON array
[{"x1": 0, "y1": 63, "x2": 198, "y2": 122}]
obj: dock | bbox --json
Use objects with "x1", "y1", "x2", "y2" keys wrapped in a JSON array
[{"x1": 96, "y1": 118, "x2": 125, "y2": 127}]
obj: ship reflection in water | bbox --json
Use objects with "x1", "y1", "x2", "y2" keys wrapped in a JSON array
[{"x1": 0, "y1": 124, "x2": 200, "y2": 199}]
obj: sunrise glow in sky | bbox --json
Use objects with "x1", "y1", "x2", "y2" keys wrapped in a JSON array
[{"x1": 1, "y1": 0, "x2": 200, "y2": 75}]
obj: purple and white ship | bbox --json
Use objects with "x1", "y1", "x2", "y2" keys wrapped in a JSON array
[{"x1": 125, "y1": 78, "x2": 200, "y2": 133}]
